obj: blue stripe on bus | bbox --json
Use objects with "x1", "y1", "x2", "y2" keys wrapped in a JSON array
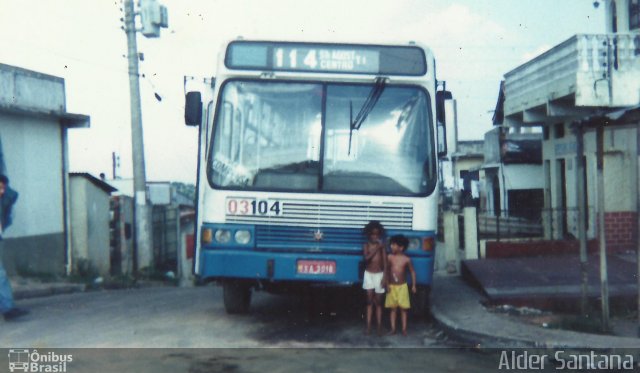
[{"x1": 199, "y1": 249, "x2": 434, "y2": 285}]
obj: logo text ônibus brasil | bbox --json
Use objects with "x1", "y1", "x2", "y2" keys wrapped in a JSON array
[{"x1": 9, "y1": 349, "x2": 72, "y2": 373}]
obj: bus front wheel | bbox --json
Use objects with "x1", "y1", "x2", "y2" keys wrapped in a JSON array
[{"x1": 222, "y1": 280, "x2": 252, "y2": 314}]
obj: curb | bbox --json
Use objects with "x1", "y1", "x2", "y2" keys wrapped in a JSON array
[
  {"x1": 14, "y1": 284, "x2": 86, "y2": 300},
  {"x1": 431, "y1": 301, "x2": 546, "y2": 348},
  {"x1": 430, "y1": 274, "x2": 640, "y2": 351}
]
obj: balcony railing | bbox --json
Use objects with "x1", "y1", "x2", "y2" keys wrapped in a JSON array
[{"x1": 504, "y1": 33, "x2": 640, "y2": 118}]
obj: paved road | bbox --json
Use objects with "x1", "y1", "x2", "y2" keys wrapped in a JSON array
[
  {"x1": 3, "y1": 285, "x2": 442, "y2": 347},
  {"x1": 0, "y1": 285, "x2": 527, "y2": 372}
]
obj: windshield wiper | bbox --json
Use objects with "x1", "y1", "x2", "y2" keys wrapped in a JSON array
[{"x1": 348, "y1": 77, "x2": 387, "y2": 155}]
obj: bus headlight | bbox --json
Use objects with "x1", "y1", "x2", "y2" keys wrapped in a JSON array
[
  {"x1": 234, "y1": 230, "x2": 252, "y2": 245},
  {"x1": 408, "y1": 238, "x2": 421, "y2": 250},
  {"x1": 214, "y1": 229, "x2": 231, "y2": 243}
]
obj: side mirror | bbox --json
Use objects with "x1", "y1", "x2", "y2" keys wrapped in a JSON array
[
  {"x1": 436, "y1": 90, "x2": 452, "y2": 158},
  {"x1": 436, "y1": 90, "x2": 452, "y2": 124},
  {"x1": 185, "y1": 91, "x2": 203, "y2": 126}
]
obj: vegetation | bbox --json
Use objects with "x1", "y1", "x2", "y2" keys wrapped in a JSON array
[{"x1": 171, "y1": 182, "x2": 196, "y2": 204}]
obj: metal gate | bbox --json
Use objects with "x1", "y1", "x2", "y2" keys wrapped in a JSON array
[{"x1": 152, "y1": 205, "x2": 178, "y2": 272}]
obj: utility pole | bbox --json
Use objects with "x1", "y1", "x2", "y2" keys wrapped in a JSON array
[
  {"x1": 573, "y1": 124, "x2": 589, "y2": 316},
  {"x1": 596, "y1": 124, "x2": 610, "y2": 332},
  {"x1": 112, "y1": 152, "x2": 119, "y2": 179},
  {"x1": 123, "y1": 0, "x2": 152, "y2": 271}
]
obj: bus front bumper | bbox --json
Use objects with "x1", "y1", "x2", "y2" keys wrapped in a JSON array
[{"x1": 199, "y1": 249, "x2": 434, "y2": 285}]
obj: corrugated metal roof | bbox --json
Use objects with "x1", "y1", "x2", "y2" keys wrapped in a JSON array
[{"x1": 69, "y1": 173, "x2": 118, "y2": 194}]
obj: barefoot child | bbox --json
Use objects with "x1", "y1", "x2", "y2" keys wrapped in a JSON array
[
  {"x1": 385, "y1": 235, "x2": 416, "y2": 336},
  {"x1": 362, "y1": 220, "x2": 387, "y2": 335}
]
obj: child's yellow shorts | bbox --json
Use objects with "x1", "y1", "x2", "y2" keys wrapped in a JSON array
[{"x1": 385, "y1": 283, "x2": 410, "y2": 309}]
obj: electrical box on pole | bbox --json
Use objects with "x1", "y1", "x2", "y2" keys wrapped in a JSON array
[{"x1": 139, "y1": 0, "x2": 168, "y2": 38}]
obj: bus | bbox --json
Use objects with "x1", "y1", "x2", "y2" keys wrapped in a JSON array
[{"x1": 184, "y1": 39, "x2": 451, "y2": 314}]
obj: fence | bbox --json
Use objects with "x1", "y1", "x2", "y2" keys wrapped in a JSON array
[
  {"x1": 109, "y1": 195, "x2": 134, "y2": 275},
  {"x1": 440, "y1": 204, "x2": 629, "y2": 261},
  {"x1": 152, "y1": 205, "x2": 179, "y2": 272},
  {"x1": 477, "y1": 208, "x2": 542, "y2": 241},
  {"x1": 477, "y1": 207, "x2": 596, "y2": 242}
]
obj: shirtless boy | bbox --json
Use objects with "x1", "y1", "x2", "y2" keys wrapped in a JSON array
[
  {"x1": 362, "y1": 220, "x2": 387, "y2": 335},
  {"x1": 385, "y1": 234, "x2": 416, "y2": 336}
]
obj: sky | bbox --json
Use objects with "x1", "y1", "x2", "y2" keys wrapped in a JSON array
[{"x1": 0, "y1": 0, "x2": 604, "y2": 183}]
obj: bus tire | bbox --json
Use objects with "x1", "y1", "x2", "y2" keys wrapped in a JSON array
[
  {"x1": 411, "y1": 285, "x2": 431, "y2": 319},
  {"x1": 223, "y1": 280, "x2": 252, "y2": 314}
]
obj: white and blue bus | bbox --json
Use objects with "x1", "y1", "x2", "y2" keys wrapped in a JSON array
[{"x1": 185, "y1": 39, "x2": 451, "y2": 314}]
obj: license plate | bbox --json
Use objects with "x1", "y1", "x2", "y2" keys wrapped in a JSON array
[{"x1": 297, "y1": 260, "x2": 336, "y2": 275}]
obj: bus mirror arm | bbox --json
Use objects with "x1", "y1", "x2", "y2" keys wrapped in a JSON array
[{"x1": 185, "y1": 91, "x2": 203, "y2": 126}]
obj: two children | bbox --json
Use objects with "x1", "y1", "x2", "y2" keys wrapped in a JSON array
[{"x1": 362, "y1": 220, "x2": 417, "y2": 336}]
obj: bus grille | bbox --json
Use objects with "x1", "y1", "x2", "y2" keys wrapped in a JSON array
[
  {"x1": 225, "y1": 199, "x2": 413, "y2": 229},
  {"x1": 255, "y1": 225, "x2": 363, "y2": 251}
]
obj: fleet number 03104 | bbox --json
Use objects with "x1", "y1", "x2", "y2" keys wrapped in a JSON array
[{"x1": 226, "y1": 198, "x2": 282, "y2": 216}]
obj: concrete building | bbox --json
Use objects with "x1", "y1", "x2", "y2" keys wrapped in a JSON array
[
  {"x1": 481, "y1": 127, "x2": 544, "y2": 220},
  {"x1": 0, "y1": 63, "x2": 89, "y2": 275},
  {"x1": 500, "y1": 0, "x2": 640, "y2": 250},
  {"x1": 104, "y1": 178, "x2": 196, "y2": 277},
  {"x1": 69, "y1": 173, "x2": 117, "y2": 276},
  {"x1": 450, "y1": 140, "x2": 484, "y2": 203}
]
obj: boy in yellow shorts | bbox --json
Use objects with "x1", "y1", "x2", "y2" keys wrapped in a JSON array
[{"x1": 385, "y1": 235, "x2": 416, "y2": 336}]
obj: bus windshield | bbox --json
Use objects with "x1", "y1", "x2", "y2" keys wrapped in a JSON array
[{"x1": 209, "y1": 80, "x2": 436, "y2": 196}]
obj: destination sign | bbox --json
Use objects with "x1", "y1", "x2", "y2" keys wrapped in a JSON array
[
  {"x1": 226, "y1": 41, "x2": 426, "y2": 76},
  {"x1": 273, "y1": 47, "x2": 379, "y2": 73}
]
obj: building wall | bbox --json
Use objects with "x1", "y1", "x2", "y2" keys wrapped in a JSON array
[
  {"x1": 0, "y1": 63, "x2": 65, "y2": 112},
  {"x1": 542, "y1": 121, "x2": 638, "y2": 249},
  {"x1": 602, "y1": 0, "x2": 639, "y2": 250},
  {"x1": 69, "y1": 177, "x2": 88, "y2": 268},
  {"x1": 502, "y1": 164, "x2": 543, "y2": 191},
  {"x1": 604, "y1": 1, "x2": 640, "y2": 250},
  {"x1": 606, "y1": 0, "x2": 638, "y2": 32},
  {"x1": 85, "y1": 182, "x2": 111, "y2": 275},
  {"x1": 0, "y1": 113, "x2": 65, "y2": 275},
  {"x1": 482, "y1": 164, "x2": 543, "y2": 217},
  {"x1": 453, "y1": 158, "x2": 483, "y2": 189},
  {"x1": 70, "y1": 177, "x2": 111, "y2": 276}
]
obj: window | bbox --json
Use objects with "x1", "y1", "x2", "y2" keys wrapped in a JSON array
[
  {"x1": 630, "y1": 0, "x2": 640, "y2": 30},
  {"x1": 209, "y1": 80, "x2": 436, "y2": 196},
  {"x1": 543, "y1": 126, "x2": 549, "y2": 140},
  {"x1": 554, "y1": 123, "x2": 565, "y2": 139}
]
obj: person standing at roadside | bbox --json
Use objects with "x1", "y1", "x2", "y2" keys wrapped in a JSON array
[
  {"x1": 385, "y1": 234, "x2": 416, "y2": 336},
  {"x1": 362, "y1": 220, "x2": 387, "y2": 335},
  {"x1": 0, "y1": 174, "x2": 29, "y2": 321}
]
